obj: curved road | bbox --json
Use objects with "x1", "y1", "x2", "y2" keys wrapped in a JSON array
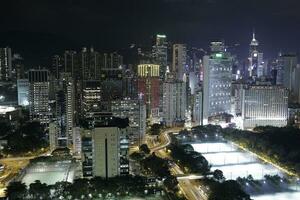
[{"x1": 148, "y1": 128, "x2": 208, "y2": 200}]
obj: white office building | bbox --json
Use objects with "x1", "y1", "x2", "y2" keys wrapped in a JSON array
[
  {"x1": 203, "y1": 42, "x2": 233, "y2": 124},
  {"x1": 81, "y1": 124, "x2": 130, "y2": 178},
  {"x1": 241, "y1": 85, "x2": 288, "y2": 129}
]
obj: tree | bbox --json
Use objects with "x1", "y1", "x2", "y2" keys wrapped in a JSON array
[
  {"x1": 0, "y1": 120, "x2": 12, "y2": 138},
  {"x1": 213, "y1": 169, "x2": 225, "y2": 182},
  {"x1": 209, "y1": 180, "x2": 251, "y2": 200},
  {"x1": 129, "y1": 152, "x2": 144, "y2": 161},
  {"x1": 52, "y1": 181, "x2": 72, "y2": 199},
  {"x1": 139, "y1": 144, "x2": 150, "y2": 154},
  {"x1": 149, "y1": 123, "x2": 162, "y2": 135},
  {"x1": 141, "y1": 154, "x2": 171, "y2": 178},
  {"x1": 66, "y1": 178, "x2": 90, "y2": 198},
  {"x1": 6, "y1": 181, "x2": 27, "y2": 200},
  {"x1": 29, "y1": 180, "x2": 50, "y2": 199}
]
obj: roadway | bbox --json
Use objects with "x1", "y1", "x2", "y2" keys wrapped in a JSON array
[{"x1": 147, "y1": 128, "x2": 208, "y2": 200}]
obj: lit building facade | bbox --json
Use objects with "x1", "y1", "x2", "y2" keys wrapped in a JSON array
[
  {"x1": 248, "y1": 32, "x2": 263, "y2": 79},
  {"x1": 203, "y1": 42, "x2": 233, "y2": 124},
  {"x1": 241, "y1": 85, "x2": 288, "y2": 129},
  {"x1": 111, "y1": 98, "x2": 146, "y2": 145},
  {"x1": 55, "y1": 73, "x2": 74, "y2": 147},
  {"x1": 81, "y1": 124, "x2": 130, "y2": 178},
  {"x1": 82, "y1": 80, "x2": 101, "y2": 117},
  {"x1": 152, "y1": 34, "x2": 168, "y2": 78},
  {"x1": 0, "y1": 47, "x2": 12, "y2": 81},
  {"x1": 17, "y1": 79, "x2": 29, "y2": 106},
  {"x1": 162, "y1": 79, "x2": 187, "y2": 126},
  {"x1": 137, "y1": 64, "x2": 160, "y2": 118},
  {"x1": 28, "y1": 70, "x2": 51, "y2": 125},
  {"x1": 172, "y1": 44, "x2": 187, "y2": 80},
  {"x1": 193, "y1": 89, "x2": 203, "y2": 126},
  {"x1": 277, "y1": 54, "x2": 300, "y2": 103}
]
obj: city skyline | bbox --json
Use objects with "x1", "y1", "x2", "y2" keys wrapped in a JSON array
[
  {"x1": 1, "y1": 0, "x2": 300, "y2": 66},
  {"x1": 1, "y1": 1, "x2": 300, "y2": 200}
]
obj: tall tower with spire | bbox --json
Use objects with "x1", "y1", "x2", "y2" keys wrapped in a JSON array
[
  {"x1": 248, "y1": 30, "x2": 263, "y2": 79},
  {"x1": 250, "y1": 31, "x2": 259, "y2": 54}
]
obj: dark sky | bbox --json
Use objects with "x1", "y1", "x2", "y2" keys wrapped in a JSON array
[{"x1": 1, "y1": 0, "x2": 300, "y2": 65}]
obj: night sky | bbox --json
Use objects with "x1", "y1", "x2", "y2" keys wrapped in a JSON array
[{"x1": 1, "y1": 0, "x2": 300, "y2": 65}]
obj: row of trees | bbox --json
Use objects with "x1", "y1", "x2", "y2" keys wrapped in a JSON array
[
  {"x1": 168, "y1": 144, "x2": 211, "y2": 174},
  {"x1": 223, "y1": 126, "x2": 300, "y2": 174},
  {"x1": 7, "y1": 175, "x2": 157, "y2": 200}
]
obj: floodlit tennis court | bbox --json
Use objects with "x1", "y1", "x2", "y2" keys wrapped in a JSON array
[
  {"x1": 192, "y1": 142, "x2": 300, "y2": 200},
  {"x1": 22, "y1": 160, "x2": 75, "y2": 186}
]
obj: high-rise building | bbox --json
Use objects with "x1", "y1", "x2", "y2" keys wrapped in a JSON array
[
  {"x1": 81, "y1": 47, "x2": 101, "y2": 80},
  {"x1": 100, "y1": 68, "x2": 123, "y2": 104},
  {"x1": 277, "y1": 54, "x2": 299, "y2": 103},
  {"x1": 162, "y1": 79, "x2": 187, "y2": 126},
  {"x1": 82, "y1": 80, "x2": 102, "y2": 117},
  {"x1": 111, "y1": 98, "x2": 146, "y2": 145},
  {"x1": 152, "y1": 34, "x2": 168, "y2": 78},
  {"x1": 193, "y1": 89, "x2": 203, "y2": 126},
  {"x1": 12, "y1": 53, "x2": 25, "y2": 81},
  {"x1": 172, "y1": 44, "x2": 187, "y2": 80},
  {"x1": 293, "y1": 64, "x2": 300, "y2": 103},
  {"x1": 55, "y1": 73, "x2": 74, "y2": 147},
  {"x1": 123, "y1": 69, "x2": 138, "y2": 98},
  {"x1": 241, "y1": 85, "x2": 288, "y2": 129},
  {"x1": 203, "y1": 42, "x2": 233, "y2": 124},
  {"x1": 64, "y1": 50, "x2": 78, "y2": 78},
  {"x1": 248, "y1": 32, "x2": 263, "y2": 79},
  {"x1": 104, "y1": 52, "x2": 123, "y2": 69},
  {"x1": 137, "y1": 64, "x2": 160, "y2": 118},
  {"x1": 0, "y1": 47, "x2": 12, "y2": 81},
  {"x1": 17, "y1": 79, "x2": 29, "y2": 106},
  {"x1": 28, "y1": 70, "x2": 51, "y2": 125},
  {"x1": 52, "y1": 55, "x2": 63, "y2": 79},
  {"x1": 81, "y1": 118, "x2": 130, "y2": 178}
]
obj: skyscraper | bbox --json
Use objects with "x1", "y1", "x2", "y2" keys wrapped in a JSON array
[
  {"x1": 163, "y1": 79, "x2": 187, "y2": 126},
  {"x1": 172, "y1": 44, "x2": 187, "y2": 81},
  {"x1": 111, "y1": 98, "x2": 146, "y2": 145},
  {"x1": 0, "y1": 47, "x2": 12, "y2": 81},
  {"x1": 52, "y1": 55, "x2": 63, "y2": 79},
  {"x1": 55, "y1": 73, "x2": 74, "y2": 147},
  {"x1": 81, "y1": 47, "x2": 100, "y2": 80},
  {"x1": 152, "y1": 34, "x2": 168, "y2": 78},
  {"x1": 277, "y1": 54, "x2": 299, "y2": 103},
  {"x1": 28, "y1": 70, "x2": 51, "y2": 124},
  {"x1": 193, "y1": 89, "x2": 203, "y2": 126},
  {"x1": 17, "y1": 79, "x2": 29, "y2": 106},
  {"x1": 64, "y1": 50, "x2": 78, "y2": 78},
  {"x1": 137, "y1": 64, "x2": 160, "y2": 118},
  {"x1": 203, "y1": 42, "x2": 233, "y2": 124},
  {"x1": 248, "y1": 32, "x2": 263, "y2": 79},
  {"x1": 81, "y1": 119, "x2": 130, "y2": 179},
  {"x1": 82, "y1": 80, "x2": 102, "y2": 117}
]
